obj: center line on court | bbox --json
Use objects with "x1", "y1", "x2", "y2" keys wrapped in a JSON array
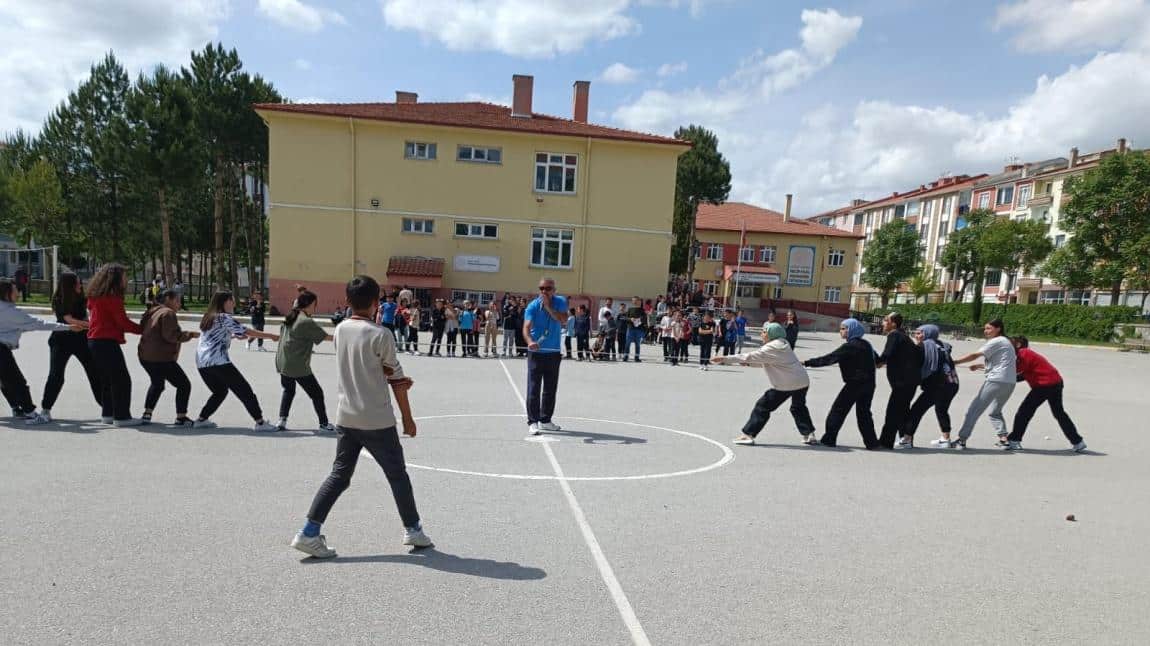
[{"x1": 497, "y1": 359, "x2": 652, "y2": 646}]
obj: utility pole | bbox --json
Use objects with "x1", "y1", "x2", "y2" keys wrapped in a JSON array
[{"x1": 685, "y1": 196, "x2": 700, "y2": 283}]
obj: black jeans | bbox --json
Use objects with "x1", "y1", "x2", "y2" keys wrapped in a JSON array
[
  {"x1": 0, "y1": 344, "x2": 35, "y2": 413},
  {"x1": 699, "y1": 338, "x2": 713, "y2": 365},
  {"x1": 903, "y1": 378, "x2": 959, "y2": 437},
  {"x1": 197, "y1": 363, "x2": 263, "y2": 421},
  {"x1": 141, "y1": 360, "x2": 192, "y2": 415},
  {"x1": 430, "y1": 324, "x2": 444, "y2": 354},
  {"x1": 250, "y1": 318, "x2": 265, "y2": 348},
  {"x1": 526, "y1": 351, "x2": 562, "y2": 425},
  {"x1": 306, "y1": 425, "x2": 420, "y2": 529},
  {"x1": 446, "y1": 329, "x2": 458, "y2": 355},
  {"x1": 1008, "y1": 382, "x2": 1082, "y2": 444},
  {"x1": 407, "y1": 327, "x2": 419, "y2": 353},
  {"x1": 576, "y1": 333, "x2": 590, "y2": 359},
  {"x1": 88, "y1": 339, "x2": 133, "y2": 420},
  {"x1": 279, "y1": 373, "x2": 329, "y2": 426},
  {"x1": 43, "y1": 331, "x2": 102, "y2": 410},
  {"x1": 822, "y1": 382, "x2": 880, "y2": 448},
  {"x1": 565, "y1": 335, "x2": 573, "y2": 358},
  {"x1": 741, "y1": 387, "x2": 816, "y2": 438},
  {"x1": 677, "y1": 339, "x2": 690, "y2": 361},
  {"x1": 663, "y1": 337, "x2": 677, "y2": 364},
  {"x1": 879, "y1": 384, "x2": 919, "y2": 448}
]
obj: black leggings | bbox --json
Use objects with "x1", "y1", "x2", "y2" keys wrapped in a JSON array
[
  {"x1": 677, "y1": 338, "x2": 690, "y2": 361},
  {"x1": 446, "y1": 329, "x2": 458, "y2": 355},
  {"x1": 197, "y1": 363, "x2": 263, "y2": 421},
  {"x1": 141, "y1": 360, "x2": 192, "y2": 416},
  {"x1": 307, "y1": 425, "x2": 420, "y2": 528},
  {"x1": 430, "y1": 325, "x2": 444, "y2": 354},
  {"x1": 279, "y1": 373, "x2": 329, "y2": 426},
  {"x1": 1008, "y1": 382, "x2": 1082, "y2": 444},
  {"x1": 741, "y1": 387, "x2": 816, "y2": 438},
  {"x1": 0, "y1": 343, "x2": 35, "y2": 413},
  {"x1": 903, "y1": 377, "x2": 959, "y2": 437},
  {"x1": 577, "y1": 333, "x2": 591, "y2": 359},
  {"x1": 821, "y1": 382, "x2": 880, "y2": 448},
  {"x1": 89, "y1": 339, "x2": 133, "y2": 420},
  {"x1": 663, "y1": 337, "x2": 677, "y2": 364},
  {"x1": 43, "y1": 331, "x2": 102, "y2": 410}
]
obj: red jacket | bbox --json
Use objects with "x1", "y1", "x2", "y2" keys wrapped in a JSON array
[
  {"x1": 1016, "y1": 347, "x2": 1062, "y2": 387},
  {"x1": 87, "y1": 295, "x2": 142, "y2": 343}
]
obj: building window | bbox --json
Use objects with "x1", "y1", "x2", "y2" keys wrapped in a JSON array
[
  {"x1": 736, "y1": 284, "x2": 761, "y2": 298},
  {"x1": 1017, "y1": 184, "x2": 1032, "y2": 207},
  {"x1": 451, "y1": 290, "x2": 496, "y2": 307},
  {"x1": 706, "y1": 244, "x2": 722, "y2": 261},
  {"x1": 996, "y1": 186, "x2": 1014, "y2": 206},
  {"x1": 1039, "y1": 290, "x2": 1064, "y2": 304},
  {"x1": 740, "y1": 247, "x2": 755, "y2": 263},
  {"x1": 978, "y1": 192, "x2": 991, "y2": 209},
  {"x1": 1054, "y1": 234, "x2": 1066, "y2": 248},
  {"x1": 941, "y1": 196, "x2": 953, "y2": 217},
  {"x1": 534, "y1": 152, "x2": 577, "y2": 194},
  {"x1": 401, "y1": 218, "x2": 434, "y2": 234},
  {"x1": 457, "y1": 145, "x2": 502, "y2": 164},
  {"x1": 1067, "y1": 290, "x2": 1091, "y2": 305},
  {"x1": 985, "y1": 269, "x2": 1002, "y2": 287},
  {"x1": 531, "y1": 227, "x2": 574, "y2": 268},
  {"x1": 824, "y1": 286, "x2": 841, "y2": 303},
  {"x1": 906, "y1": 201, "x2": 920, "y2": 216},
  {"x1": 703, "y1": 281, "x2": 719, "y2": 296},
  {"x1": 404, "y1": 141, "x2": 437, "y2": 160},
  {"x1": 827, "y1": 249, "x2": 846, "y2": 267},
  {"x1": 455, "y1": 222, "x2": 498, "y2": 239},
  {"x1": 759, "y1": 246, "x2": 776, "y2": 263},
  {"x1": 772, "y1": 286, "x2": 784, "y2": 299}
]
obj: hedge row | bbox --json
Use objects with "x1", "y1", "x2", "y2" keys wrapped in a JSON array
[{"x1": 867, "y1": 303, "x2": 1141, "y2": 341}]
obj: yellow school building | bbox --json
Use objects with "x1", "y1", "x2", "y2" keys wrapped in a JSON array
[
  {"x1": 694, "y1": 201, "x2": 862, "y2": 316},
  {"x1": 254, "y1": 75, "x2": 689, "y2": 314}
]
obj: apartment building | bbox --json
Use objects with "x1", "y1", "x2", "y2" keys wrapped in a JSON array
[{"x1": 254, "y1": 76, "x2": 689, "y2": 314}]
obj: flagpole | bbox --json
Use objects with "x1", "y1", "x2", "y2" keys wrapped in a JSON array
[{"x1": 733, "y1": 218, "x2": 745, "y2": 310}]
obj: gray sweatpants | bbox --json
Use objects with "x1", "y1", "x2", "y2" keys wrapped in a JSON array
[{"x1": 957, "y1": 380, "x2": 1015, "y2": 440}]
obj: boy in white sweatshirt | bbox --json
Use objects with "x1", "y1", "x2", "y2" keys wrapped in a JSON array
[
  {"x1": 0, "y1": 280, "x2": 82, "y2": 424},
  {"x1": 712, "y1": 322, "x2": 818, "y2": 446}
]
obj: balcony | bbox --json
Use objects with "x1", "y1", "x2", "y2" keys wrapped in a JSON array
[
  {"x1": 1026, "y1": 192, "x2": 1053, "y2": 208},
  {"x1": 1017, "y1": 277, "x2": 1043, "y2": 290}
]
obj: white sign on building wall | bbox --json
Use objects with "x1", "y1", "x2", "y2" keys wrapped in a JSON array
[
  {"x1": 454, "y1": 255, "x2": 501, "y2": 273},
  {"x1": 785, "y1": 245, "x2": 816, "y2": 286}
]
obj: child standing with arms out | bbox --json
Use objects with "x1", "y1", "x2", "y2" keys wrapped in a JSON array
[
  {"x1": 1, "y1": 279, "x2": 81, "y2": 424},
  {"x1": 275, "y1": 290, "x2": 334, "y2": 433},
  {"x1": 292, "y1": 275, "x2": 431, "y2": 559},
  {"x1": 138, "y1": 289, "x2": 199, "y2": 425}
]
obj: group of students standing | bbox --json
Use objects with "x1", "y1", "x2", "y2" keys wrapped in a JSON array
[
  {"x1": 0, "y1": 264, "x2": 336, "y2": 434},
  {"x1": 376, "y1": 292, "x2": 534, "y2": 359},
  {"x1": 717, "y1": 312, "x2": 1087, "y2": 452}
]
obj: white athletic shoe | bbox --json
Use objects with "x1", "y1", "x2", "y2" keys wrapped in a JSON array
[
  {"x1": 930, "y1": 437, "x2": 951, "y2": 447},
  {"x1": 316, "y1": 422, "x2": 336, "y2": 435},
  {"x1": 193, "y1": 419, "x2": 218, "y2": 429},
  {"x1": 403, "y1": 527, "x2": 434, "y2": 548},
  {"x1": 24, "y1": 412, "x2": 52, "y2": 425},
  {"x1": 528, "y1": 423, "x2": 541, "y2": 436},
  {"x1": 1071, "y1": 441, "x2": 1088, "y2": 453},
  {"x1": 275, "y1": 417, "x2": 288, "y2": 432},
  {"x1": 112, "y1": 418, "x2": 144, "y2": 427},
  {"x1": 537, "y1": 421, "x2": 562, "y2": 432},
  {"x1": 253, "y1": 421, "x2": 279, "y2": 432},
  {"x1": 894, "y1": 437, "x2": 914, "y2": 450},
  {"x1": 733, "y1": 436, "x2": 755, "y2": 445},
  {"x1": 291, "y1": 533, "x2": 336, "y2": 559}
]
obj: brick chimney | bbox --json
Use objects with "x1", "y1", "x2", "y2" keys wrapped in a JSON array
[
  {"x1": 512, "y1": 74, "x2": 534, "y2": 118},
  {"x1": 851, "y1": 198, "x2": 867, "y2": 207},
  {"x1": 1118, "y1": 138, "x2": 1128, "y2": 153},
  {"x1": 1069, "y1": 147, "x2": 1079, "y2": 168},
  {"x1": 572, "y1": 81, "x2": 590, "y2": 123},
  {"x1": 784, "y1": 194, "x2": 793, "y2": 222},
  {"x1": 395, "y1": 91, "x2": 418, "y2": 104}
]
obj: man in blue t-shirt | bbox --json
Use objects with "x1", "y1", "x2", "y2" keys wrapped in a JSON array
[
  {"x1": 523, "y1": 277, "x2": 569, "y2": 435},
  {"x1": 379, "y1": 294, "x2": 398, "y2": 332},
  {"x1": 735, "y1": 310, "x2": 749, "y2": 351}
]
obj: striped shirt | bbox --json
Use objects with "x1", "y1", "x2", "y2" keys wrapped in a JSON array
[{"x1": 196, "y1": 313, "x2": 248, "y2": 368}]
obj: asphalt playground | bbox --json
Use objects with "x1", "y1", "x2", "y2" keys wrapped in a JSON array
[{"x1": 3, "y1": 323, "x2": 1149, "y2": 645}]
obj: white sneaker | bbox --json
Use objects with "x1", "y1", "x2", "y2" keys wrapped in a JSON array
[
  {"x1": 24, "y1": 411, "x2": 51, "y2": 425},
  {"x1": 316, "y1": 422, "x2": 336, "y2": 435},
  {"x1": 275, "y1": 417, "x2": 288, "y2": 432},
  {"x1": 930, "y1": 437, "x2": 951, "y2": 447},
  {"x1": 1072, "y1": 441, "x2": 1088, "y2": 453},
  {"x1": 537, "y1": 421, "x2": 562, "y2": 432},
  {"x1": 733, "y1": 436, "x2": 755, "y2": 445},
  {"x1": 101, "y1": 416, "x2": 114, "y2": 425},
  {"x1": 113, "y1": 418, "x2": 144, "y2": 427},
  {"x1": 403, "y1": 527, "x2": 434, "y2": 548},
  {"x1": 253, "y1": 421, "x2": 279, "y2": 432},
  {"x1": 894, "y1": 437, "x2": 914, "y2": 450},
  {"x1": 291, "y1": 533, "x2": 336, "y2": 559},
  {"x1": 193, "y1": 419, "x2": 217, "y2": 429},
  {"x1": 528, "y1": 423, "x2": 541, "y2": 436}
]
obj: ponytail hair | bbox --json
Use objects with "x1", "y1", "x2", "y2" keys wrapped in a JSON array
[{"x1": 285, "y1": 290, "x2": 317, "y2": 326}]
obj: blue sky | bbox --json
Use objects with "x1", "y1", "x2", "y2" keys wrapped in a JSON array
[{"x1": 3, "y1": 0, "x2": 1149, "y2": 215}]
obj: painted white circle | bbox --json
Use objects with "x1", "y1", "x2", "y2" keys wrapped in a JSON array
[{"x1": 400, "y1": 414, "x2": 735, "y2": 481}]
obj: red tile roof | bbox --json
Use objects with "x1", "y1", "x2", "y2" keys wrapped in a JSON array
[
  {"x1": 387, "y1": 256, "x2": 445, "y2": 277},
  {"x1": 254, "y1": 101, "x2": 690, "y2": 147},
  {"x1": 696, "y1": 202, "x2": 862, "y2": 239}
]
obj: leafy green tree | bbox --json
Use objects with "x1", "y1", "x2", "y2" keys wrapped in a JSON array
[
  {"x1": 908, "y1": 266, "x2": 936, "y2": 303},
  {"x1": 1041, "y1": 244, "x2": 1094, "y2": 292},
  {"x1": 671, "y1": 125, "x2": 731, "y2": 278},
  {"x1": 1060, "y1": 150, "x2": 1150, "y2": 303},
  {"x1": 5, "y1": 159, "x2": 67, "y2": 276},
  {"x1": 861, "y1": 219, "x2": 920, "y2": 308}
]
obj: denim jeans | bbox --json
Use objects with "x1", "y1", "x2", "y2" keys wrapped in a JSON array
[
  {"x1": 306, "y1": 425, "x2": 420, "y2": 529},
  {"x1": 624, "y1": 328, "x2": 645, "y2": 359}
]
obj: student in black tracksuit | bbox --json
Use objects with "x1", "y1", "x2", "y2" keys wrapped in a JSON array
[
  {"x1": 901, "y1": 324, "x2": 960, "y2": 448},
  {"x1": 803, "y1": 318, "x2": 882, "y2": 449},
  {"x1": 876, "y1": 312, "x2": 924, "y2": 449},
  {"x1": 429, "y1": 300, "x2": 446, "y2": 356},
  {"x1": 40, "y1": 272, "x2": 102, "y2": 420}
]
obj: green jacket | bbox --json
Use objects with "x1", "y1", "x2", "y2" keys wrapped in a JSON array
[{"x1": 275, "y1": 313, "x2": 327, "y2": 377}]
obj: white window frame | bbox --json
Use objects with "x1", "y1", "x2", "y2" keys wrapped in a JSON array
[
  {"x1": 703, "y1": 281, "x2": 719, "y2": 296},
  {"x1": 1017, "y1": 184, "x2": 1032, "y2": 208},
  {"x1": 996, "y1": 186, "x2": 1014, "y2": 206},
  {"x1": 706, "y1": 244, "x2": 723, "y2": 261},
  {"x1": 534, "y1": 152, "x2": 578, "y2": 194},
  {"x1": 759, "y1": 246, "x2": 776, "y2": 263},
  {"x1": 772, "y1": 286, "x2": 783, "y2": 299},
  {"x1": 824, "y1": 286, "x2": 842, "y2": 303},
  {"x1": 1054, "y1": 234, "x2": 1066, "y2": 248},
  {"x1": 401, "y1": 218, "x2": 434, "y2": 234},
  {"x1": 531, "y1": 227, "x2": 574, "y2": 269},
  {"x1": 978, "y1": 192, "x2": 991, "y2": 209},
  {"x1": 404, "y1": 141, "x2": 437, "y2": 160},
  {"x1": 451, "y1": 290, "x2": 496, "y2": 307},
  {"x1": 827, "y1": 249, "x2": 846, "y2": 267},
  {"x1": 736, "y1": 284, "x2": 761, "y2": 298},
  {"x1": 985, "y1": 269, "x2": 1002, "y2": 287},
  {"x1": 454, "y1": 222, "x2": 499, "y2": 239},
  {"x1": 457, "y1": 145, "x2": 502, "y2": 164},
  {"x1": 740, "y1": 246, "x2": 754, "y2": 263}
]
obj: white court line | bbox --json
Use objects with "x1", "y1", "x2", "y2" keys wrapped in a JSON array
[{"x1": 497, "y1": 359, "x2": 652, "y2": 646}]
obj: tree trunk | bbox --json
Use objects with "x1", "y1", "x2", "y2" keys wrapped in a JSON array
[
  {"x1": 158, "y1": 186, "x2": 173, "y2": 284},
  {"x1": 971, "y1": 267, "x2": 986, "y2": 323},
  {"x1": 213, "y1": 153, "x2": 227, "y2": 290},
  {"x1": 880, "y1": 291, "x2": 890, "y2": 309},
  {"x1": 228, "y1": 173, "x2": 238, "y2": 294},
  {"x1": 1110, "y1": 279, "x2": 1123, "y2": 306}
]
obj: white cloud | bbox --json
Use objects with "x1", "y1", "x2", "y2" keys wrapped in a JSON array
[
  {"x1": 600, "y1": 62, "x2": 640, "y2": 84},
  {"x1": 463, "y1": 92, "x2": 511, "y2": 106},
  {"x1": 994, "y1": 0, "x2": 1150, "y2": 53},
  {"x1": 257, "y1": 0, "x2": 345, "y2": 32},
  {"x1": 657, "y1": 61, "x2": 688, "y2": 77},
  {"x1": 294, "y1": 58, "x2": 313, "y2": 71},
  {"x1": 0, "y1": 0, "x2": 227, "y2": 136},
  {"x1": 381, "y1": 0, "x2": 640, "y2": 58},
  {"x1": 639, "y1": 0, "x2": 725, "y2": 17}
]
